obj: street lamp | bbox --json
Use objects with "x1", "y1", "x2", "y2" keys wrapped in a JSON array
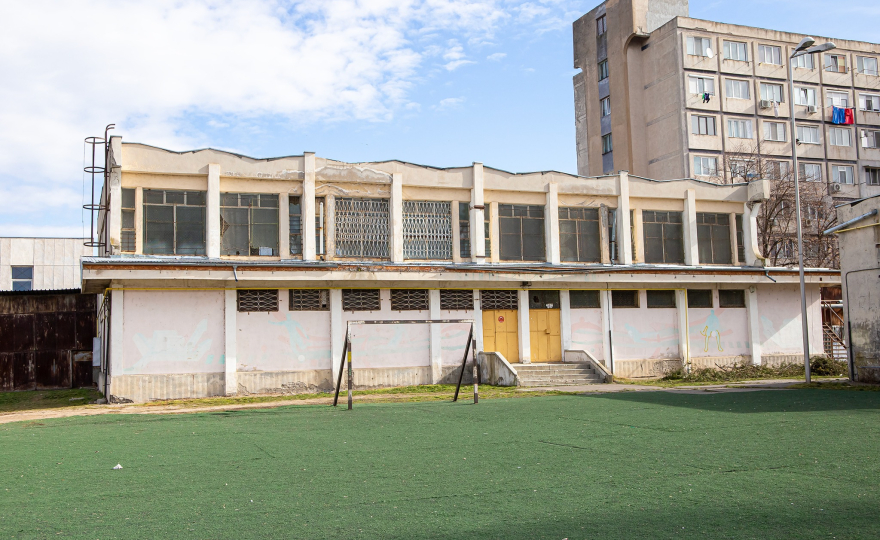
[{"x1": 787, "y1": 37, "x2": 835, "y2": 383}]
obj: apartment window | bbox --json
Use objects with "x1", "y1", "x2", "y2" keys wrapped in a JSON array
[
  {"x1": 832, "y1": 165, "x2": 854, "y2": 185},
  {"x1": 403, "y1": 201, "x2": 452, "y2": 260},
  {"x1": 646, "y1": 290, "x2": 676, "y2": 308},
  {"x1": 688, "y1": 75, "x2": 715, "y2": 95},
  {"x1": 611, "y1": 290, "x2": 639, "y2": 308},
  {"x1": 825, "y1": 54, "x2": 847, "y2": 73},
  {"x1": 828, "y1": 128, "x2": 852, "y2": 147},
  {"x1": 723, "y1": 41, "x2": 748, "y2": 61},
  {"x1": 121, "y1": 188, "x2": 135, "y2": 252},
  {"x1": 342, "y1": 289, "x2": 381, "y2": 311},
  {"x1": 601, "y1": 133, "x2": 613, "y2": 154},
  {"x1": 736, "y1": 215, "x2": 745, "y2": 263},
  {"x1": 390, "y1": 289, "x2": 429, "y2": 311},
  {"x1": 691, "y1": 115, "x2": 717, "y2": 136},
  {"x1": 857, "y1": 56, "x2": 879, "y2": 76},
  {"x1": 458, "y1": 202, "x2": 471, "y2": 258},
  {"x1": 559, "y1": 207, "x2": 601, "y2": 263},
  {"x1": 598, "y1": 60, "x2": 609, "y2": 81},
  {"x1": 728, "y1": 118, "x2": 753, "y2": 139},
  {"x1": 719, "y1": 290, "x2": 746, "y2": 308},
  {"x1": 860, "y1": 93, "x2": 880, "y2": 112},
  {"x1": 596, "y1": 15, "x2": 606, "y2": 36},
  {"x1": 237, "y1": 290, "x2": 278, "y2": 312},
  {"x1": 499, "y1": 204, "x2": 545, "y2": 261},
  {"x1": 440, "y1": 290, "x2": 473, "y2": 310},
  {"x1": 643, "y1": 210, "x2": 684, "y2": 264},
  {"x1": 696, "y1": 213, "x2": 732, "y2": 265},
  {"x1": 768, "y1": 160, "x2": 790, "y2": 180},
  {"x1": 725, "y1": 79, "x2": 750, "y2": 100},
  {"x1": 799, "y1": 163, "x2": 823, "y2": 182},
  {"x1": 796, "y1": 125, "x2": 820, "y2": 144},
  {"x1": 792, "y1": 53, "x2": 814, "y2": 69},
  {"x1": 763, "y1": 121, "x2": 786, "y2": 142},
  {"x1": 687, "y1": 36, "x2": 713, "y2": 57},
  {"x1": 480, "y1": 290, "x2": 518, "y2": 310},
  {"x1": 687, "y1": 289, "x2": 713, "y2": 308},
  {"x1": 600, "y1": 97, "x2": 611, "y2": 117},
  {"x1": 867, "y1": 168, "x2": 880, "y2": 186},
  {"x1": 11, "y1": 266, "x2": 33, "y2": 291},
  {"x1": 220, "y1": 193, "x2": 279, "y2": 256},
  {"x1": 693, "y1": 156, "x2": 718, "y2": 176},
  {"x1": 143, "y1": 189, "x2": 206, "y2": 255},
  {"x1": 760, "y1": 82, "x2": 784, "y2": 103},
  {"x1": 570, "y1": 290, "x2": 600, "y2": 308},
  {"x1": 289, "y1": 289, "x2": 329, "y2": 311},
  {"x1": 862, "y1": 130, "x2": 880, "y2": 149},
  {"x1": 729, "y1": 159, "x2": 757, "y2": 180},
  {"x1": 794, "y1": 87, "x2": 816, "y2": 106},
  {"x1": 335, "y1": 198, "x2": 390, "y2": 258},
  {"x1": 827, "y1": 91, "x2": 849, "y2": 108},
  {"x1": 758, "y1": 45, "x2": 782, "y2": 65}
]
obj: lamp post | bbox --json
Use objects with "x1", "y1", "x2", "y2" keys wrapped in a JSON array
[{"x1": 787, "y1": 37, "x2": 836, "y2": 383}]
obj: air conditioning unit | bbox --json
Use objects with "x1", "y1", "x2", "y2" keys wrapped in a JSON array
[
  {"x1": 830, "y1": 183, "x2": 842, "y2": 193},
  {"x1": 807, "y1": 105, "x2": 818, "y2": 114},
  {"x1": 759, "y1": 100, "x2": 774, "y2": 109}
]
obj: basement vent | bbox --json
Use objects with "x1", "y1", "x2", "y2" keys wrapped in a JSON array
[
  {"x1": 342, "y1": 289, "x2": 381, "y2": 311},
  {"x1": 480, "y1": 290, "x2": 518, "y2": 310},
  {"x1": 570, "y1": 290, "x2": 600, "y2": 309},
  {"x1": 440, "y1": 290, "x2": 474, "y2": 310},
  {"x1": 289, "y1": 289, "x2": 329, "y2": 311},
  {"x1": 237, "y1": 290, "x2": 279, "y2": 312},
  {"x1": 390, "y1": 289, "x2": 429, "y2": 311}
]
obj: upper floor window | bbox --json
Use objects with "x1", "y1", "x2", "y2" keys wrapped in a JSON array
[
  {"x1": 600, "y1": 96, "x2": 611, "y2": 117},
  {"x1": 728, "y1": 118, "x2": 753, "y2": 139},
  {"x1": 827, "y1": 91, "x2": 849, "y2": 108},
  {"x1": 11, "y1": 266, "x2": 33, "y2": 291},
  {"x1": 643, "y1": 211, "x2": 684, "y2": 264},
  {"x1": 867, "y1": 168, "x2": 880, "y2": 186},
  {"x1": 220, "y1": 193, "x2": 278, "y2": 256},
  {"x1": 797, "y1": 125, "x2": 820, "y2": 144},
  {"x1": 763, "y1": 121, "x2": 786, "y2": 142},
  {"x1": 121, "y1": 188, "x2": 135, "y2": 253},
  {"x1": 723, "y1": 41, "x2": 748, "y2": 61},
  {"x1": 693, "y1": 156, "x2": 718, "y2": 176},
  {"x1": 794, "y1": 87, "x2": 816, "y2": 106},
  {"x1": 859, "y1": 93, "x2": 880, "y2": 112},
  {"x1": 828, "y1": 127, "x2": 852, "y2": 147},
  {"x1": 688, "y1": 75, "x2": 715, "y2": 95},
  {"x1": 696, "y1": 213, "x2": 732, "y2": 265},
  {"x1": 862, "y1": 129, "x2": 880, "y2": 149},
  {"x1": 686, "y1": 36, "x2": 713, "y2": 57},
  {"x1": 799, "y1": 162, "x2": 823, "y2": 182},
  {"x1": 857, "y1": 56, "x2": 879, "y2": 76},
  {"x1": 691, "y1": 115, "x2": 716, "y2": 136},
  {"x1": 758, "y1": 45, "x2": 782, "y2": 65},
  {"x1": 402, "y1": 201, "x2": 452, "y2": 260},
  {"x1": 598, "y1": 60, "x2": 609, "y2": 81},
  {"x1": 825, "y1": 54, "x2": 847, "y2": 73},
  {"x1": 288, "y1": 196, "x2": 326, "y2": 256},
  {"x1": 601, "y1": 133, "x2": 613, "y2": 154},
  {"x1": 792, "y1": 53, "x2": 814, "y2": 69},
  {"x1": 596, "y1": 15, "x2": 606, "y2": 36},
  {"x1": 458, "y1": 203, "x2": 490, "y2": 259},
  {"x1": 760, "y1": 82, "x2": 783, "y2": 103},
  {"x1": 143, "y1": 189, "x2": 206, "y2": 256},
  {"x1": 729, "y1": 159, "x2": 757, "y2": 180},
  {"x1": 559, "y1": 207, "x2": 601, "y2": 263},
  {"x1": 499, "y1": 204, "x2": 545, "y2": 261},
  {"x1": 768, "y1": 160, "x2": 790, "y2": 180},
  {"x1": 335, "y1": 198, "x2": 390, "y2": 259},
  {"x1": 832, "y1": 165, "x2": 854, "y2": 184},
  {"x1": 725, "y1": 79, "x2": 750, "y2": 100}
]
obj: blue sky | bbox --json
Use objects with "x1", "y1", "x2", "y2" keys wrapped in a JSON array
[{"x1": 0, "y1": 0, "x2": 878, "y2": 238}]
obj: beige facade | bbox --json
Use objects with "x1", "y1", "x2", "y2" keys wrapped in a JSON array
[
  {"x1": 0, "y1": 237, "x2": 90, "y2": 291},
  {"x1": 574, "y1": 0, "x2": 880, "y2": 201}
]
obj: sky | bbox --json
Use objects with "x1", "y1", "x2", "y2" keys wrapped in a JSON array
[{"x1": 0, "y1": 0, "x2": 878, "y2": 238}]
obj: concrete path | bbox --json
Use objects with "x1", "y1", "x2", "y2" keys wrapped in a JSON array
[{"x1": 521, "y1": 378, "x2": 844, "y2": 394}]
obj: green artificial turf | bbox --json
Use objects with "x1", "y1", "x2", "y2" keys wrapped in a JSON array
[{"x1": 1, "y1": 390, "x2": 879, "y2": 539}]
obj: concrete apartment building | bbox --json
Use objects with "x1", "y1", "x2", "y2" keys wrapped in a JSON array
[
  {"x1": 0, "y1": 237, "x2": 91, "y2": 291},
  {"x1": 573, "y1": 0, "x2": 880, "y2": 201},
  {"x1": 81, "y1": 138, "x2": 837, "y2": 402}
]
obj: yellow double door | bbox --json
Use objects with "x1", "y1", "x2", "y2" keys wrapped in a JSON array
[{"x1": 482, "y1": 309, "x2": 561, "y2": 363}]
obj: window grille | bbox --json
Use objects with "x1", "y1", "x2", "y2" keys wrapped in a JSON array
[
  {"x1": 570, "y1": 290, "x2": 600, "y2": 308},
  {"x1": 559, "y1": 207, "x2": 601, "y2": 262},
  {"x1": 342, "y1": 289, "x2": 381, "y2": 311},
  {"x1": 499, "y1": 204, "x2": 545, "y2": 261},
  {"x1": 646, "y1": 290, "x2": 676, "y2": 308},
  {"x1": 143, "y1": 189, "x2": 207, "y2": 255},
  {"x1": 696, "y1": 213, "x2": 732, "y2": 265},
  {"x1": 220, "y1": 193, "x2": 279, "y2": 256},
  {"x1": 528, "y1": 290, "x2": 560, "y2": 309},
  {"x1": 237, "y1": 290, "x2": 278, "y2": 312},
  {"x1": 403, "y1": 201, "x2": 452, "y2": 260},
  {"x1": 611, "y1": 290, "x2": 638, "y2": 308},
  {"x1": 643, "y1": 211, "x2": 684, "y2": 264},
  {"x1": 687, "y1": 289, "x2": 713, "y2": 308},
  {"x1": 458, "y1": 202, "x2": 471, "y2": 258},
  {"x1": 390, "y1": 289, "x2": 429, "y2": 311},
  {"x1": 289, "y1": 289, "x2": 329, "y2": 311},
  {"x1": 719, "y1": 290, "x2": 746, "y2": 308},
  {"x1": 735, "y1": 215, "x2": 745, "y2": 262},
  {"x1": 121, "y1": 188, "x2": 136, "y2": 252},
  {"x1": 440, "y1": 290, "x2": 473, "y2": 310},
  {"x1": 335, "y1": 198, "x2": 390, "y2": 258},
  {"x1": 480, "y1": 290, "x2": 518, "y2": 310}
]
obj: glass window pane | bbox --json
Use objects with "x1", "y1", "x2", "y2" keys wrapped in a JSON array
[
  {"x1": 186, "y1": 191, "x2": 206, "y2": 206},
  {"x1": 570, "y1": 290, "x2": 600, "y2": 308},
  {"x1": 687, "y1": 289, "x2": 713, "y2": 308},
  {"x1": 144, "y1": 205, "x2": 174, "y2": 254},
  {"x1": 220, "y1": 208, "x2": 249, "y2": 256},
  {"x1": 11, "y1": 266, "x2": 33, "y2": 279},
  {"x1": 122, "y1": 209, "x2": 135, "y2": 229},
  {"x1": 144, "y1": 189, "x2": 164, "y2": 204},
  {"x1": 176, "y1": 206, "x2": 206, "y2": 255},
  {"x1": 260, "y1": 194, "x2": 279, "y2": 208},
  {"x1": 165, "y1": 191, "x2": 185, "y2": 204},
  {"x1": 121, "y1": 188, "x2": 135, "y2": 209},
  {"x1": 221, "y1": 193, "x2": 239, "y2": 206},
  {"x1": 646, "y1": 290, "x2": 676, "y2": 308}
]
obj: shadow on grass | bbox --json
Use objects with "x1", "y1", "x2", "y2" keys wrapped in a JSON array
[{"x1": 0, "y1": 388, "x2": 103, "y2": 414}]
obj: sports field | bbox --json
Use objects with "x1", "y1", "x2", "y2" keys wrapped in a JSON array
[{"x1": 2, "y1": 389, "x2": 879, "y2": 539}]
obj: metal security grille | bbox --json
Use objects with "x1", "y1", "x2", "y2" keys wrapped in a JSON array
[
  {"x1": 458, "y1": 202, "x2": 471, "y2": 258},
  {"x1": 570, "y1": 290, "x2": 600, "y2": 308},
  {"x1": 237, "y1": 290, "x2": 279, "y2": 312},
  {"x1": 121, "y1": 188, "x2": 135, "y2": 252},
  {"x1": 390, "y1": 289, "x2": 429, "y2": 311},
  {"x1": 440, "y1": 289, "x2": 473, "y2": 310},
  {"x1": 342, "y1": 289, "x2": 381, "y2": 311},
  {"x1": 335, "y1": 198, "x2": 390, "y2": 258},
  {"x1": 403, "y1": 201, "x2": 452, "y2": 260},
  {"x1": 480, "y1": 290, "x2": 518, "y2": 310},
  {"x1": 289, "y1": 289, "x2": 329, "y2": 311},
  {"x1": 696, "y1": 213, "x2": 732, "y2": 264}
]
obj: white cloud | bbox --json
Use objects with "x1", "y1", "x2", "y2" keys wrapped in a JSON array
[
  {"x1": 434, "y1": 97, "x2": 465, "y2": 110},
  {"x1": 487, "y1": 52, "x2": 507, "y2": 61}
]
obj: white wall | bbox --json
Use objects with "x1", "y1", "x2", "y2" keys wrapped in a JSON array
[{"x1": 0, "y1": 237, "x2": 91, "y2": 291}]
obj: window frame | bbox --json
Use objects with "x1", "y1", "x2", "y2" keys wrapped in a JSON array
[
  {"x1": 390, "y1": 289, "x2": 430, "y2": 311},
  {"x1": 796, "y1": 125, "x2": 820, "y2": 144},
  {"x1": 143, "y1": 189, "x2": 207, "y2": 256},
  {"x1": 596, "y1": 15, "x2": 606, "y2": 36},
  {"x1": 559, "y1": 207, "x2": 601, "y2": 263},
  {"x1": 289, "y1": 289, "x2": 330, "y2": 311},
  {"x1": 792, "y1": 53, "x2": 814, "y2": 69},
  {"x1": 597, "y1": 60, "x2": 608, "y2": 81},
  {"x1": 799, "y1": 163, "x2": 823, "y2": 182},
  {"x1": 237, "y1": 289, "x2": 279, "y2": 312},
  {"x1": 498, "y1": 204, "x2": 546, "y2": 262},
  {"x1": 757, "y1": 44, "x2": 782, "y2": 65},
  {"x1": 693, "y1": 156, "x2": 718, "y2": 177},
  {"x1": 727, "y1": 118, "x2": 753, "y2": 139},
  {"x1": 759, "y1": 82, "x2": 784, "y2": 103},
  {"x1": 570, "y1": 290, "x2": 601, "y2": 309},
  {"x1": 686, "y1": 36, "x2": 713, "y2": 57},
  {"x1": 688, "y1": 75, "x2": 715, "y2": 96},
  {"x1": 599, "y1": 96, "x2": 611, "y2": 117},
  {"x1": 763, "y1": 121, "x2": 786, "y2": 142},
  {"x1": 11, "y1": 266, "x2": 33, "y2": 291},
  {"x1": 857, "y1": 56, "x2": 879, "y2": 76},
  {"x1": 691, "y1": 115, "x2": 717, "y2": 136},
  {"x1": 646, "y1": 290, "x2": 676, "y2": 309},
  {"x1": 859, "y1": 93, "x2": 880, "y2": 112},
  {"x1": 825, "y1": 54, "x2": 847, "y2": 73},
  {"x1": 793, "y1": 86, "x2": 817, "y2": 107},
  {"x1": 642, "y1": 210, "x2": 685, "y2": 265},
  {"x1": 826, "y1": 91, "x2": 849, "y2": 108},
  {"x1": 402, "y1": 200, "x2": 453, "y2": 260},
  {"x1": 724, "y1": 78, "x2": 751, "y2": 100},
  {"x1": 611, "y1": 290, "x2": 639, "y2": 308},
  {"x1": 866, "y1": 168, "x2": 880, "y2": 186},
  {"x1": 220, "y1": 192, "x2": 279, "y2": 257},
  {"x1": 828, "y1": 127, "x2": 852, "y2": 147},
  {"x1": 832, "y1": 165, "x2": 855, "y2": 185},
  {"x1": 696, "y1": 213, "x2": 733, "y2": 265},
  {"x1": 687, "y1": 289, "x2": 713, "y2": 308},
  {"x1": 718, "y1": 290, "x2": 746, "y2": 308},
  {"x1": 342, "y1": 289, "x2": 382, "y2": 311},
  {"x1": 723, "y1": 40, "x2": 748, "y2": 62},
  {"x1": 601, "y1": 133, "x2": 613, "y2": 154},
  {"x1": 335, "y1": 197, "x2": 391, "y2": 259}
]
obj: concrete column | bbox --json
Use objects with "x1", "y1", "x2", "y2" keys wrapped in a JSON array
[
  {"x1": 134, "y1": 187, "x2": 144, "y2": 254},
  {"x1": 729, "y1": 212, "x2": 740, "y2": 265},
  {"x1": 108, "y1": 287, "x2": 124, "y2": 398},
  {"x1": 683, "y1": 189, "x2": 699, "y2": 266},
  {"x1": 330, "y1": 289, "x2": 344, "y2": 383},
  {"x1": 279, "y1": 192, "x2": 290, "y2": 259},
  {"x1": 108, "y1": 169, "x2": 122, "y2": 255},
  {"x1": 676, "y1": 289, "x2": 690, "y2": 371},
  {"x1": 632, "y1": 208, "x2": 644, "y2": 263},
  {"x1": 489, "y1": 202, "x2": 500, "y2": 262},
  {"x1": 517, "y1": 289, "x2": 531, "y2": 363},
  {"x1": 429, "y1": 289, "x2": 442, "y2": 383},
  {"x1": 224, "y1": 288, "x2": 237, "y2": 395},
  {"x1": 470, "y1": 163, "x2": 486, "y2": 262},
  {"x1": 391, "y1": 172, "x2": 404, "y2": 262},
  {"x1": 601, "y1": 289, "x2": 614, "y2": 373},
  {"x1": 746, "y1": 286, "x2": 762, "y2": 365},
  {"x1": 451, "y1": 210, "x2": 461, "y2": 262},
  {"x1": 207, "y1": 164, "x2": 221, "y2": 258},
  {"x1": 325, "y1": 195, "x2": 336, "y2": 260},
  {"x1": 546, "y1": 183, "x2": 560, "y2": 264},
  {"x1": 303, "y1": 152, "x2": 316, "y2": 260},
  {"x1": 617, "y1": 172, "x2": 632, "y2": 265},
  {"x1": 560, "y1": 289, "x2": 572, "y2": 351},
  {"x1": 599, "y1": 205, "x2": 611, "y2": 264},
  {"x1": 473, "y1": 290, "x2": 484, "y2": 351}
]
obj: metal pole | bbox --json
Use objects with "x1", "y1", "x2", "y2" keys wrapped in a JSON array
[
  {"x1": 332, "y1": 333, "x2": 349, "y2": 406},
  {"x1": 787, "y1": 58, "x2": 812, "y2": 383},
  {"x1": 453, "y1": 325, "x2": 474, "y2": 402},
  {"x1": 472, "y1": 337, "x2": 478, "y2": 404},
  {"x1": 347, "y1": 343, "x2": 353, "y2": 410}
]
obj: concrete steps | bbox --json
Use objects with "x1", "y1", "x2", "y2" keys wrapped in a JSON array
[{"x1": 513, "y1": 362, "x2": 604, "y2": 387}]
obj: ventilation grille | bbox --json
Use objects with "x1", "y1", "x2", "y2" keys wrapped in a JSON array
[
  {"x1": 336, "y1": 198, "x2": 390, "y2": 258},
  {"x1": 480, "y1": 290, "x2": 518, "y2": 310},
  {"x1": 403, "y1": 201, "x2": 452, "y2": 260},
  {"x1": 289, "y1": 289, "x2": 329, "y2": 311},
  {"x1": 390, "y1": 289, "x2": 429, "y2": 311},
  {"x1": 440, "y1": 290, "x2": 473, "y2": 310},
  {"x1": 237, "y1": 290, "x2": 279, "y2": 312},
  {"x1": 342, "y1": 289, "x2": 381, "y2": 311}
]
